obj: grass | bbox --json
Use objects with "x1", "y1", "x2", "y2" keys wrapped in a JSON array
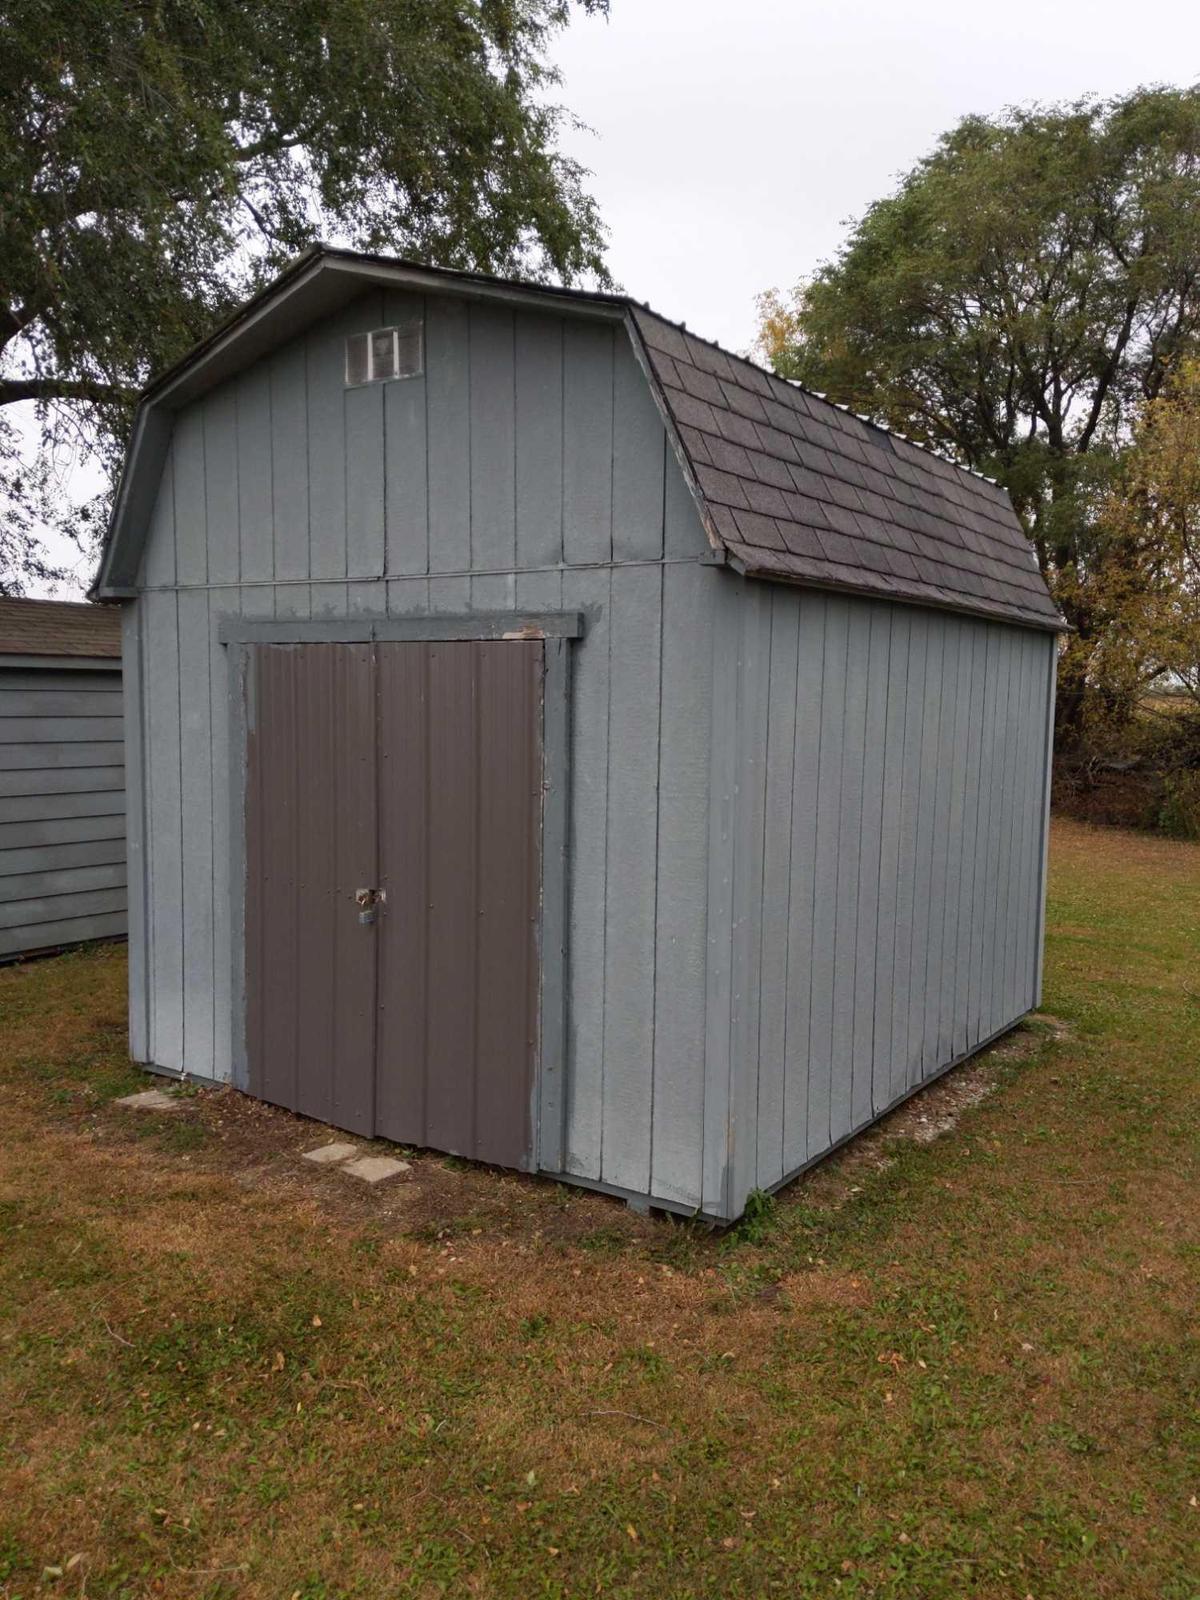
[{"x1": 0, "y1": 819, "x2": 1197, "y2": 1598}]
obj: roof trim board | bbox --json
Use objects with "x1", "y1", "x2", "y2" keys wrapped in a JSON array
[{"x1": 93, "y1": 246, "x2": 1065, "y2": 632}]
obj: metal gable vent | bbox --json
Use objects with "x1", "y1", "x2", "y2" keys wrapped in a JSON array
[{"x1": 345, "y1": 323, "x2": 423, "y2": 387}]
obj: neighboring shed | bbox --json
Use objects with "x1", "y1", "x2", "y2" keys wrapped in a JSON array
[
  {"x1": 94, "y1": 245, "x2": 1063, "y2": 1222},
  {"x1": 0, "y1": 596, "x2": 126, "y2": 960}
]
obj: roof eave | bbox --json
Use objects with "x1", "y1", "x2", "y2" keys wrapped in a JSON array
[{"x1": 725, "y1": 549, "x2": 1069, "y2": 633}]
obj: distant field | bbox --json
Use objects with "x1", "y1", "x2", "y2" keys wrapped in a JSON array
[{"x1": 1, "y1": 818, "x2": 1197, "y2": 1599}]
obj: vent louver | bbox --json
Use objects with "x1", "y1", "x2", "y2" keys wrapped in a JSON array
[{"x1": 345, "y1": 323, "x2": 423, "y2": 387}]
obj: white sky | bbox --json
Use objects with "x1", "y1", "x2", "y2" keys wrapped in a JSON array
[
  {"x1": 25, "y1": 0, "x2": 1199, "y2": 597},
  {"x1": 551, "y1": 0, "x2": 1199, "y2": 352}
]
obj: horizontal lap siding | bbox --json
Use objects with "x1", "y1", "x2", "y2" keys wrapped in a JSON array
[
  {"x1": 131, "y1": 291, "x2": 715, "y2": 1209},
  {"x1": 0, "y1": 661, "x2": 127, "y2": 959},
  {"x1": 736, "y1": 585, "x2": 1054, "y2": 1211}
]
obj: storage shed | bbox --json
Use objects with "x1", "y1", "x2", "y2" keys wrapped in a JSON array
[
  {"x1": 94, "y1": 246, "x2": 1062, "y2": 1221},
  {"x1": 0, "y1": 596, "x2": 126, "y2": 960}
]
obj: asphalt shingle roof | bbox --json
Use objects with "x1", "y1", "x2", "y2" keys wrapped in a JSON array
[
  {"x1": 0, "y1": 596, "x2": 122, "y2": 658},
  {"x1": 632, "y1": 308, "x2": 1064, "y2": 632}
]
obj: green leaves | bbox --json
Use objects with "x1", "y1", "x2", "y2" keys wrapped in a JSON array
[
  {"x1": 0, "y1": 0, "x2": 609, "y2": 589},
  {"x1": 760, "y1": 87, "x2": 1200, "y2": 515},
  {"x1": 757, "y1": 86, "x2": 1200, "y2": 745}
]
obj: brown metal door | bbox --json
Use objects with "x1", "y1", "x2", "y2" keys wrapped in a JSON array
[
  {"x1": 375, "y1": 641, "x2": 543, "y2": 1168},
  {"x1": 245, "y1": 638, "x2": 543, "y2": 1169},
  {"x1": 245, "y1": 643, "x2": 378, "y2": 1134}
]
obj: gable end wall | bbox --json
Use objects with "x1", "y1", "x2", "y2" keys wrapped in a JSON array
[{"x1": 124, "y1": 288, "x2": 720, "y2": 1211}]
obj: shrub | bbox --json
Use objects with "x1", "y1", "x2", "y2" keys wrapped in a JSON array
[{"x1": 1158, "y1": 770, "x2": 1200, "y2": 840}]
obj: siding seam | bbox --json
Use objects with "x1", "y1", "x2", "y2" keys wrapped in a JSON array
[
  {"x1": 869, "y1": 611, "x2": 893, "y2": 1104},
  {"x1": 776, "y1": 598, "x2": 800, "y2": 1184},
  {"x1": 174, "y1": 591, "x2": 184, "y2": 1066},
  {"x1": 132, "y1": 557, "x2": 704, "y2": 595},
  {"x1": 751, "y1": 595, "x2": 775, "y2": 1192},
  {"x1": 597, "y1": 566, "x2": 613, "y2": 1179},
  {"x1": 647, "y1": 563, "x2": 666, "y2": 1197},
  {"x1": 805, "y1": 599, "x2": 826, "y2": 1158}
]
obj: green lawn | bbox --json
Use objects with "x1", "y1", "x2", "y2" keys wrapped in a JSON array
[{"x1": 0, "y1": 819, "x2": 1197, "y2": 1599}]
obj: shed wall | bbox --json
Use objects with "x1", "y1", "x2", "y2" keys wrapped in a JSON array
[
  {"x1": 125, "y1": 289, "x2": 716, "y2": 1210},
  {"x1": 0, "y1": 659, "x2": 127, "y2": 958},
  {"x1": 713, "y1": 578, "x2": 1056, "y2": 1215}
]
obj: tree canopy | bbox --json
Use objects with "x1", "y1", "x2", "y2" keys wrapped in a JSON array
[
  {"x1": 1084, "y1": 356, "x2": 1200, "y2": 713},
  {"x1": 0, "y1": 0, "x2": 609, "y2": 591},
  {"x1": 757, "y1": 85, "x2": 1200, "y2": 740}
]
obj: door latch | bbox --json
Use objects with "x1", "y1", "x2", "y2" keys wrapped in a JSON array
[{"x1": 354, "y1": 886, "x2": 385, "y2": 925}]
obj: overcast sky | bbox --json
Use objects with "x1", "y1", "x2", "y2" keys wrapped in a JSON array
[
  {"x1": 26, "y1": 0, "x2": 1200, "y2": 596},
  {"x1": 551, "y1": 0, "x2": 1199, "y2": 353}
]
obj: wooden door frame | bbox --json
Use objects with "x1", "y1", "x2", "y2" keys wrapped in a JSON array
[{"x1": 222, "y1": 610, "x2": 582, "y2": 1171}]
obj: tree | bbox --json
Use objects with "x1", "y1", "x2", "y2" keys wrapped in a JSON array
[
  {"x1": 0, "y1": 0, "x2": 609, "y2": 592},
  {"x1": 1085, "y1": 356, "x2": 1200, "y2": 714},
  {"x1": 756, "y1": 86, "x2": 1200, "y2": 742}
]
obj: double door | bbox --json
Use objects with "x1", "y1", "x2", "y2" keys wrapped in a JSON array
[{"x1": 243, "y1": 639, "x2": 543, "y2": 1170}]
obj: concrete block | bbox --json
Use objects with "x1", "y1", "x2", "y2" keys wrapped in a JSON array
[
  {"x1": 343, "y1": 1155, "x2": 411, "y2": 1185},
  {"x1": 301, "y1": 1141, "x2": 359, "y2": 1165},
  {"x1": 115, "y1": 1088, "x2": 181, "y2": 1112}
]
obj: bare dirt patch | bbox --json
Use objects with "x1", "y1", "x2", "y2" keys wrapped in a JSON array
[
  {"x1": 787, "y1": 1015, "x2": 1069, "y2": 1209},
  {"x1": 86, "y1": 1074, "x2": 662, "y2": 1250}
]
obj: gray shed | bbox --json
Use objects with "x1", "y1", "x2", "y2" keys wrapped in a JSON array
[
  {"x1": 0, "y1": 596, "x2": 126, "y2": 960},
  {"x1": 94, "y1": 246, "x2": 1062, "y2": 1222}
]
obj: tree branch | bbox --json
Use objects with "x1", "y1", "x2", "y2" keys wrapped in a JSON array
[
  {"x1": 0, "y1": 299, "x2": 46, "y2": 351},
  {"x1": 1076, "y1": 296, "x2": 1139, "y2": 452},
  {"x1": 0, "y1": 376, "x2": 132, "y2": 407},
  {"x1": 233, "y1": 130, "x2": 311, "y2": 163}
]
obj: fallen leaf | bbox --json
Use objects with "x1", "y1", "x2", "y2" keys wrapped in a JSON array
[{"x1": 626, "y1": 1523, "x2": 639, "y2": 1542}]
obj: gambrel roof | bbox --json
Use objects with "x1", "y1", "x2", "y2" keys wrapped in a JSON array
[
  {"x1": 632, "y1": 310, "x2": 1063, "y2": 631},
  {"x1": 95, "y1": 246, "x2": 1063, "y2": 631}
]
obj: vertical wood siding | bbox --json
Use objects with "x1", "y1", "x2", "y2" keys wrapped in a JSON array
[
  {"x1": 126, "y1": 282, "x2": 1055, "y2": 1217},
  {"x1": 720, "y1": 579, "x2": 1056, "y2": 1213},
  {"x1": 0, "y1": 660, "x2": 127, "y2": 959},
  {"x1": 128, "y1": 291, "x2": 718, "y2": 1210}
]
